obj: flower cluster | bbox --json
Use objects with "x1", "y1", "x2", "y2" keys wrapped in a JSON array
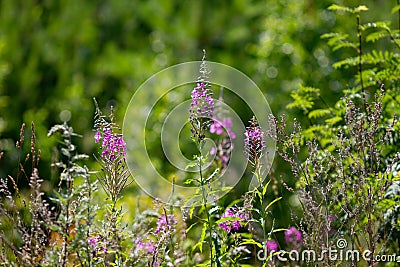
[
  {"x1": 266, "y1": 240, "x2": 278, "y2": 252},
  {"x1": 210, "y1": 118, "x2": 235, "y2": 138},
  {"x1": 244, "y1": 116, "x2": 266, "y2": 165},
  {"x1": 210, "y1": 118, "x2": 236, "y2": 164},
  {"x1": 218, "y1": 207, "x2": 245, "y2": 233},
  {"x1": 189, "y1": 54, "x2": 215, "y2": 144},
  {"x1": 189, "y1": 82, "x2": 215, "y2": 143},
  {"x1": 88, "y1": 236, "x2": 108, "y2": 257},
  {"x1": 284, "y1": 227, "x2": 303, "y2": 248},
  {"x1": 94, "y1": 128, "x2": 126, "y2": 161},
  {"x1": 134, "y1": 238, "x2": 155, "y2": 255},
  {"x1": 154, "y1": 214, "x2": 178, "y2": 235},
  {"x1": 189, "y1": 82, "x2": 214, "y2": 121}
]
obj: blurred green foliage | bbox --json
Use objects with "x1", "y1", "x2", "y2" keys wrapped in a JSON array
[{"x1": 0, "y1": 0, "x2": 398, "y2": 233}]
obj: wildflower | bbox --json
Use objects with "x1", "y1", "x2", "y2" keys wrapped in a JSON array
[
  {"x1": 153, "y1": 214, "x2": 178, "y2": 235},
  {"x1": 266, "y1": 240, "x2": 278, "y2": 252},
  {"x1": 189, "y1": 53, "x2": 214, "y2": 143},
  {"x1": 134, "y1": 238, "x2": 155, "y2": 255},
  {"x1": 88, "y1": 236, "x2": 98, "y2": 248},
  {"x1": 284, "y1": 227, "x2": 303, "y2": 248},
  {"x1": 94, "y1": 128, "x2": 127, "y2": 161},
  {"x1": 189, "y1": 82, "x2": 214, "y2": 142},
  {"x1": 210, "y1": 137, "x2": 234, "y2": 165},
  {"x1": 189, "y1": 82, "x2": 214, "y2": 120},
  {"x1": 209, "y1": 91, "x2": 236, "y2": 167},
  {"x1": 94, "y1": 131, "x2": 101, "y2": 143},
  {"x1": 210, "y1": 118, "x2": 236, "y2": 138},
  {"x1": 88, "y1": 236, "x2": 107, "y2": 257},
  {"x1": 244, "y1": 116, "x2": 266, "y2": 165},
  {"x1": 218, "y1": 207, "x2": 244, "y2": 233}
]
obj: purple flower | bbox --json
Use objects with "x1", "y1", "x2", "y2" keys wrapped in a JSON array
[
  {"x1": 209, "y1": 92, "x2": 236, "y2": 167},
  {"x1": 95, "y1": 128, "x2": 127, "y2": 161},
  {"x1": 154, "y1": 214, "x2": 178, "y2": 235},
  {"x1": 88, "y1": 236, "x2": 98, "y2": 248},
  {"x1": 88, "y1": 236, "x2": 107, "y2": 257},
  {"x1": 210, "y1": 147, "x2": 216, "y2": 155},
  {"x1": 135, "y1": 238, "x2": 155, "y2": 255},
  {"x1": 94, "y1": 131, "x2": 101, "y2": 143},
  {"x1": 210, "y1": 118, "x2": 236, "y2": 138},
  {"x1": 284, "y1": 227, "x2": 303, "y2": 248},
  {"x1": 189, "y1": 82, "x2": 214, "y2": 142},
  {"x1": 218, "y1": 207, "x2": 244, "y2": 233},
  {"x1": 244, "y1": 116, "x2": 266, "y2": 164},
  {"x1": 189, "y1": 82, "x2": 214, "y2": 121},
  {"x1": 266, "y1": 240, "x2": 278, "y2": 252}
]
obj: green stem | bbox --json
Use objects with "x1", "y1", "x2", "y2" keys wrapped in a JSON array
[
  {"x1": 86, "y1": 178, "x2": 92, "y2": 266},
  {"x1": 198, "y1": 145, "x2": 214, "y2": 267}
]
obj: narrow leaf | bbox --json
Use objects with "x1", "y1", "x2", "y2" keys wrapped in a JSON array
[{"x1": 265, "y1": 197, "x2": 282, "y2": 213}]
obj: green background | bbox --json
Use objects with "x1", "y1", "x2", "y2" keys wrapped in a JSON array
[{"x1": 0, "y1": 0, "x2": 397, "y2": 228}]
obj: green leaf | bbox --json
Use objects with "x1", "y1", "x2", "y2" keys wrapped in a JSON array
[
  {"x1": 360, "y1": 21, "x2": 390, "y2": 32},
  {"x1": 262, "y1": 179, "x2": 271, "y2": 197},
  {"x1": 333, "y1": 57, "x2": 358, "y2": 69},
  {"x1": 321, "y1": 32, "x2": 358, "y2": 51},
  {"x1": 216, "y1": 216, "x2": 243, "y2": 224},
  {"x1": 366, "y1": 31, "x2": 389, "y2": 43},
  {"x1": 184, "y1": 179, "x2": 194, "y2": 185},
  {"x1": 325, "y1": 116, "x2": 342, "y2": 125},
  {"x1": 265, "y1": 197, "x2": 282, "y2": 213},
  {"x1": 302, "y1": 125, "x2": 327, "y2": 140},
  {"x1": 199, "y1": 222, "x2": 208, "y2": 253},
  {"x1": 328, "y1": 4, "x2": 353, "y2": 13},
  {"x1": 392, "y1": 5, "x2": 400, "y2": 14},
  {"x1": 192, "y1": 227, "x2": 205, "y2": 253},
  {"x1": 189, "y1": 202, "x2": 197, "y2": 219},
  {"x1": 185, "y1": 160, "x2": 198, "y2": 170},
  {"x1": 286, "y1": 85, "x2": 320, "y2": 113},
  {"x1": 328, "y1": 4, "x2": 368, "y2": 14},
  {"x1": 186, "y1": 221, "x2": 200, "y2": 233},
  {"x1": 240, "y1": 239, "x2": 262, "y2": 248},
  {"x1": 272, "y1": 228, "x2": 288, "y2": 233},
  {"x1": 308, "y1": 109, "x2": 331, "y2": 119},
  {"x1": 354, "y1": 5, "x2": 368, "y2": 12}
]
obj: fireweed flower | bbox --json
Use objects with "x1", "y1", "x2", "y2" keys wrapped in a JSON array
[
  {"x1": 209, "y1": 91, "x2": 236, "y2": 166},
  {"x1": 153, "y1": 214, "x2": 178, "y2": 235},
  {"x1": 189, "y1": 55, "x2": 214, "y2": 143},
  {"x1": 284, "y1": 227, "x2": 303, "y2": 248},
  {"x1": 94, "y1": 131, "x2": 101, "y2": 143},
  {"x1": 189, "y1": 82, "x2": 214, "y2": 120},
  {"x1": 189, "y1": 82, "x2": 214, "y2": 142},
  {"x1": 210, "y1": 118, "x2": 236, "y2": 165},
  {"x1": 244, "y1": 116, "x2": 266, "y2": 165},
  {"x1": 218, "y1": 207, "x2": 244, "y2": 233},
  {"x1": 93, "y1": 101, "x2": 132, "y2": 204},
  {"x1": 94, "y1": 128, "x2": 127, "y2": 161},
  {"x1": 134, "y1": 238, "x2": 155, "y2": 255},
  {"x1": 266, "y1": 240, "x2": 278, "y2": 252},
  {"x1": 88, "y1": 236, "x2": 107, "y2": 257},
  {"x1": 210, "y1": 118, "x2": 235, "y2": 138}
]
